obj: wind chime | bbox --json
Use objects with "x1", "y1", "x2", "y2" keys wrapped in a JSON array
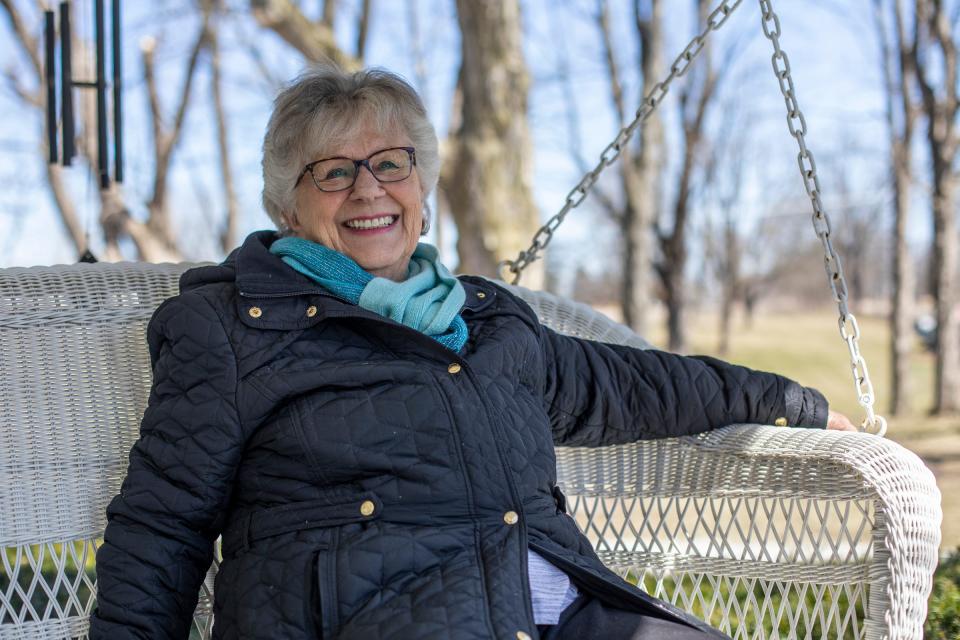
[{"x1": 43, "y1": 0, "x2": 123, "y2": 263}]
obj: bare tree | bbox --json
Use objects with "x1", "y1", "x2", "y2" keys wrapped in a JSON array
[
  {"x1": 702, "y1": 106, "x2": 747, "y2": 356},
  {"x1": 654, "y1": 0, "x2": 729, "y2": 353},
  {"x1": 445, "y1": 1, "x2": 539, "y2": 284},
  {"x1": 626, "y1": 0, "x2": 665, "y2": 337},
  {"x1": 911, "y1": 0, "x2": 959, "y2": 414},
  {"x1": 594, "y1": 0, "x2": 664, "y2": 336},
  {"x1": 209, "y1": 0, "x2": 239, "y2": 253},
  {"x1": 140, "y1": 6, "x2": 213, "y2": 259},
  {"x1": 874, "y1": 0, "x2": 916, "y2": 416}
]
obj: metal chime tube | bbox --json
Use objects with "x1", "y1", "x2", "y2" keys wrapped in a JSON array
[
  {"x1": 94, "y1": 0, "x2": 109, "y2": 188},
  {"x1": 44, "y1": 11, "x2": 57, "y2": 163},
  {"x1": 59, "y1": 1, "x2": 74, "y2": 165},
  {"x1": 111, "y1": 0, "x2": 122, "y2": 183}
]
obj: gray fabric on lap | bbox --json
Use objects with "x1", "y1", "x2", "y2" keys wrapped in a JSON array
[{"x1": 528, "y1": 549, "x2": 580, "y2": 624}]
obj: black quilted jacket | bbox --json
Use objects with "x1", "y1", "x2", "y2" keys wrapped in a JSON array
[{"x1": 90, "y1": 231, "x2": 828, "y2": 640}]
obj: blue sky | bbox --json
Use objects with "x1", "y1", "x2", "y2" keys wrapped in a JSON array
[{"x1": 0, "y1": 0, "x2": 937, "y2": 293}]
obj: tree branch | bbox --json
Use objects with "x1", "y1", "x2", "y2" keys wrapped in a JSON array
[
  {"x1": 209, "y1": 7, "x2": 238, "y2": 253},
  {"x1": 146, "y1": 6, "x2": 212, "y2": 238},
  {"x1": 141, "y1": 38, "x2": 164, "y2": 159},
  {"x1": 597, "y1": 0, "x2": 626, "y2": 125},
  {"x1": 2, "y1": 66, "x2": 41, "y2": 108},
  {"x1": 356, "y1": 0, "x2": 371, "y2": 62},
  {"x1": 44, "y1": 158, "x2": 85, "y2": 253},
  {"x1": 233, "y1": 20, "x2": 285, "y2": 92},
  {"x1": 0, "y1": 0, "x2": 42, "y2": 76},
  {"x1": 251, "y1": 0, "x2": 359, "y2": 68},
  {"x1": 322, "y1": 0, "x2": 335, "y2": 28}
]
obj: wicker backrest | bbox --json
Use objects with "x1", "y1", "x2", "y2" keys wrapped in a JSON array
[
  {"x1": 0, "y1": 264, "x2": 941, "y2": 640},
  {"x1": 0, "y1": 263, "x2": 211, "y2": 639}
]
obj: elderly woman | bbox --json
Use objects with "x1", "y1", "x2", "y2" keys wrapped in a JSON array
[{"x1": 90, "y1": 66, "x2": 855, "y2": 640}]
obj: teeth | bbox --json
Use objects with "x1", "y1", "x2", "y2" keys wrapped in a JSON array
[{"x1": 345, "y1": 216, "x2": 397, "y2": 229}]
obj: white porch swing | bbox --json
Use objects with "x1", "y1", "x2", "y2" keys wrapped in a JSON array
[{"x1": 0, "y1": 1, "x2": 942, "y2": 639}]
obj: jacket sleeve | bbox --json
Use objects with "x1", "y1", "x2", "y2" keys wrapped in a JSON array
[
  {"x1": 536, "y1": 323, "x2": 828, "y2": 448},
  {"x1": 89, "y1": 293, "x2": 242, "y2": 640}
]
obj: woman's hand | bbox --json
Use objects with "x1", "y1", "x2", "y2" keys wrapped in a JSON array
[{"x1": 826, "y1": 410, "x2": 859, "y2": 432}]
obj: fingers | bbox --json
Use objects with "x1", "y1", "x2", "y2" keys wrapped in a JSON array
[{"x1": 826, "y1": 410, "x2": 859, "y2": 432}]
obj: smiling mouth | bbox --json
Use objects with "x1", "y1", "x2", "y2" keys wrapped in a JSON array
[{"x1": 343, "y1": 215, "x2": 399, "y2": 230}]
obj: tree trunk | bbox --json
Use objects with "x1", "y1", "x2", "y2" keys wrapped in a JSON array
[
  {"x1": 874, "y1": 0, "x2": 915, "y2": 415},
  {"x1": 931, "y1": 165, "x2": 958, "y2": 412},
  {"x1": 913, "y1": 0, "x2": 959, "y2": 414},
  {"x1": 621, "y1": 0, "x2": 663, "y2": 336},
  {"x1": 447, "y1": 1, "x2": 539, "y2": 285},
  {"x1": 655, "y1": 0, "x2": 717, "y2": 353},
  {"x1": 209, "y1": 5, "x2": 239, "y2": 254},
  {"x1": 663, "y1": 259, "x2": 686, "y2": 353},
  {"x1": 660, "y1": 205, "x2": 689, "y2": 352},
  {"x1": 890, "y1": 135, "x2": 914, "y2": 414},
  {"x1": 718, "y1": 217, "x2": 740, "y2": 356}
]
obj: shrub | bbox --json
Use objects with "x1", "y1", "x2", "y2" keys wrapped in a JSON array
[{"x1": 926, "y1": 548, "x2": 960, "y2": 640}]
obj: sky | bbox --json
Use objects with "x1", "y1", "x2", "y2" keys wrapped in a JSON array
[{"x1": 0, "y1": 0, "x2": 941, "y2": 297}]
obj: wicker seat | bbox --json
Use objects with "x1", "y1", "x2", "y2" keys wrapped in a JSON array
[{"x1": 0, "y1": 262, "x2": 941, "y2": 639}]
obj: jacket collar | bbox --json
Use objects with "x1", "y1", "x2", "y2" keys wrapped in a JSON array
[
  {"x1": 229, "y1": 230, "x2": 495, "y2": 312},
  {"x1": 234, "y1": 230, "x2": 325, "y2": 297}
]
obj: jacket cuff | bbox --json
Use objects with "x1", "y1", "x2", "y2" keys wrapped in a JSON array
[{"x1": 783, "y1": 381, "x2": 829, "y2": 429}]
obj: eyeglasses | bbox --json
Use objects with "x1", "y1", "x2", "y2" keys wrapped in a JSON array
[{"x1": 295, "y1": 146, "x2": 416, "y2": 192}]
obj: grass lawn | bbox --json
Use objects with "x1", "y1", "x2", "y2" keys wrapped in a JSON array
[{"x1": 604, "y1": 303, "x2": 960, "y2": 551}]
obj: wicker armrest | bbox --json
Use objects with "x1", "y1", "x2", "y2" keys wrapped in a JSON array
[{"x1": 555, "y1": 425, "x2": 942, "y2": 639}]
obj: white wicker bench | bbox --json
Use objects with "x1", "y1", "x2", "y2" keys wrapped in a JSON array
[{"x1": 0, "y1": 262, "x2": 942, "y2": 639}]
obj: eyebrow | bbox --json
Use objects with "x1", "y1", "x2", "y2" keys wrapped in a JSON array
[{"x1": 310, "y1": 145, "x2": 411, "y2": 162}]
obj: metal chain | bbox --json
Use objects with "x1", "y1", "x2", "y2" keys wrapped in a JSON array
[
  {"x1": 758, "y1": 0, "x2": 886, "y2": 437},
  {"x1": 498, "y1": 0, "x2": 743, "y2": 283},
  {"x1": 502, "y1": 0, "x2": 885, "y2": 436}
]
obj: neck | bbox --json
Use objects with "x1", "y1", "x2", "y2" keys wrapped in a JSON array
[{"x1": 369, "y1": 262, "x2": 409, "y2": 282}]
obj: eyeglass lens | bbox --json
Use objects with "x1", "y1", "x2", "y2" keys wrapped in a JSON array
[{"x1": 311, "y1": 148, "x2": 413, "y2": 192}]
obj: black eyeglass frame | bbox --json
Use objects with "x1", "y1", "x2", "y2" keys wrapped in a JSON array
[{"x1": 295, "y1": 146, "x2": 417, "y2": 192}]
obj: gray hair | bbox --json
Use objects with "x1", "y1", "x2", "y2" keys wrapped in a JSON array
[{"x1": 261, "y1": 65, "x2": 440, "y2": 231}]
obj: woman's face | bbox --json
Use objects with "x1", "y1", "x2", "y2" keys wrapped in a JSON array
[{"x1": 287, "y1": 130, "x2": 424, "y2": 282}]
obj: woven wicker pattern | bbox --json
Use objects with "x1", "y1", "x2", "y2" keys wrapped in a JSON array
[
  {"x1": 0, "y1": 263, "x2": 214, "y2": 639},
  {"x1": 0, "y1": 264, "x2": 941, "y2": 639}
]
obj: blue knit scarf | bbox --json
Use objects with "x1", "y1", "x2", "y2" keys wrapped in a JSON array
[{"x1": 270, "y1": 237, "x2": 468, "y2": 353}]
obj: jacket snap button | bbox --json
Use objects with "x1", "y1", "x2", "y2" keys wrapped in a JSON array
[
  {"x1": 476, "y1": 291, "x2": 486, "y2": 299},
  {"x1": 306, "y1": 305, "x2": 317, "y2": 318},
  {"x1": 516, "y1": 632, "x2": 531, "y2": 640},
  {"x1": 774, "y1": 417, "x2": 788, "y2": 427},
  {"x1": 248, "y1": 306, "x2": 262, "y2": 319},
  {"x1": 447, "y1": 363, "x2": 462, "y2": 374},
  {"x1": 503, "y1": 510, "x2": 518, "y2": 525},
  {"x1": 360, "y1": 500, "x2": 375, "y2": 516}
]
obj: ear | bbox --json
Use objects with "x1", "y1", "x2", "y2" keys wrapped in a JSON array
[
  {"x1": 281, "y1": 211, "x2": 301, "y2": 235},
  {"x1": 420, "y1": 202, "x2": 431, "y2": 236}
]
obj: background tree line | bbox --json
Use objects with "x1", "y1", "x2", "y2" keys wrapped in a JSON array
[{"x1": 1, "y1": 0, "x2": 958, "y2": 419}]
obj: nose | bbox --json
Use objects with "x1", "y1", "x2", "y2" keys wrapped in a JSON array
[{"x1": 349, "y1": 163, "x2": 385, "y2": 201}]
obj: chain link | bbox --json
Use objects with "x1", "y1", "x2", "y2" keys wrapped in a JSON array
[
  {"x1": 758, "y1": 0, "x2": 886, "y2": 436},
  {"x1": 499, "y1": 0, "x2": 744, "y2": 284}
]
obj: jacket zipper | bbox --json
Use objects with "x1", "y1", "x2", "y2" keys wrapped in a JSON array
[
  {"x1": 239, "y1": 289, "x2": 328, "y2": 298},
  {"x1": 461, "y1": 363, "x2": 538, "y2": 632},
  {"x1": 431, "y1": 378, "x2": 497, "y2": 639}
]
